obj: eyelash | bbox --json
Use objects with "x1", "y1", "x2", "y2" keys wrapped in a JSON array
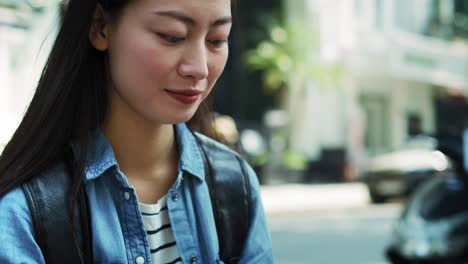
[
  {"x1": 157, "y1": 33, "x2": 228, "y2": 47},
  {"x1": 209, "y1": 39, "x2": 229, "y2": 47},
  {"x1": 157, "y1": 33, "x2": 185, "y2": 44}
]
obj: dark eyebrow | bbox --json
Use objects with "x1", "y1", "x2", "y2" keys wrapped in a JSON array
[
  {"x1": 154, "y1": 11, "x2": 232, "y2": 27},
  {"x1": 213, "y1": 16, "x2": 232, "y2": 27}
]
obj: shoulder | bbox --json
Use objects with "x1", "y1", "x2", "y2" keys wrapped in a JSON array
[
  {"x1": 194, "y1": 132, "x2": 258, "y2": 179},
  {"x1": 0, "y1": 186, "x2": 31, "y2": 220},
  {"x1": 23, "y1": 161, "x2": 69, "y2": 198},
  {"x1": 193, "y1": 131, "x2": 241, "y2": 157},
  {"x1": 194, "y1": 133, "x2": 273, "y2": 261},
  {"x1": 0, "y1": 186, "x2": 44, "y2": 261},
  {"x1": 0, "y1": 161, "x2": 67, "y2": 229},
  {"x1": 194, "y1": 132, "x2": 261, "y2": 191},
  {"x1": 0, "y1": 186, "x2": 45, "y2": 262},
  {"x1": 0, "y1": 164, "x2": 68, "y2": 263}
]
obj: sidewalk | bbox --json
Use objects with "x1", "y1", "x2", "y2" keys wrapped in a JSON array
[{"x1": 260, "y1": 183, "x2": 371, "y2": 214}]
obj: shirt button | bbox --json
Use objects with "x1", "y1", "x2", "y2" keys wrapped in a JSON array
[
  {"x1": 135, "y1": 256, "x2": 145, "y2": 264},
  {"x1": 190, "y1": 255, "x2": 197, "y2": 264},
  {"x1": 124, "y1": 191, "x2": 131, "y2": 200},
  {"x1": 172, "y1": 192, "x2": 179, "y2": 201}
]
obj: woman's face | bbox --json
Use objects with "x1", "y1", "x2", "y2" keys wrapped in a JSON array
[{"x1": 103, "y1": 0, "x2": 232, "y2": 125}]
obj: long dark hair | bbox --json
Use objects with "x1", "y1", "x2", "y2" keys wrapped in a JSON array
[
  {"x1": 0, "y1": 0, "x2": 107, "y2": 197},
  {"x1": 0, "y1": 0, "x2": 235, "y2": 199}
]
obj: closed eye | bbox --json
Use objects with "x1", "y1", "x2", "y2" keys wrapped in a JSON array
[
  {"x1": 157, "y1": 33, "x2": 185, "y2": 44},
  {"x1": 208, "y1": 39, "x2": 228, "y2": 47}
]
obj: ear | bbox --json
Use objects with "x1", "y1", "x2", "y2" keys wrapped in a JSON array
[{"x1": 89, "y1": 4, "x2": 110, "y2": 51}]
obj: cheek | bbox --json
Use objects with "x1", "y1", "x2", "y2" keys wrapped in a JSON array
[
  {"x1": 109, "y1": 34, "x2": 173, "y2": 99},
  {"x1": 207, "y1": 52, "x2": 229, "y2": 87},
  {"x1": 119, "y1": 37, "x2": 168, "y2": 77}
]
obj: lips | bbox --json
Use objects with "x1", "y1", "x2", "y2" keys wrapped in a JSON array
[{"x1": 165, "y1": 89, "x2": 203, "y2": 105}]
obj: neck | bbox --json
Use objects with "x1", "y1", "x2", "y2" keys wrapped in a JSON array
[{"x1": 103, "y1": 95, "x2": 178, "y2": 181}]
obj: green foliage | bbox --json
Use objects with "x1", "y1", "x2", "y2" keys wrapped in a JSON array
[
  {"x1": 244, "y1": 20, "x2": 343, "y2": 93},
  {"x1": 0, "y1": 0, "x2": 47, "y2": 13},
  {"x1": 251, "y1": 152, "x2": 269, "y2": 166},
  {"x1": 281, "y1": 149, "x2": 307, "y2": 170},
  {"x1": 0, "y1": 3, "x2": 14, "y2": 8}
]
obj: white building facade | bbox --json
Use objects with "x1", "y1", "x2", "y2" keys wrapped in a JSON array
[{"x1": 285, "y1": 0, "x2": 468, "y2": 180}]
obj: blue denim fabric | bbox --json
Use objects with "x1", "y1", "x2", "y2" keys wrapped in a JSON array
[{"x1": 0, "y1": 123, "x2": 273, "y2": 263}]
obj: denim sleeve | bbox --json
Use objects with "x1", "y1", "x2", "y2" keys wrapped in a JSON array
[
  {"x1": 239, "y1": 160, "x2": 275, "y2": 264},
  {"x1": 0, "y1": 187, "x2": 45, "y2": 264}
]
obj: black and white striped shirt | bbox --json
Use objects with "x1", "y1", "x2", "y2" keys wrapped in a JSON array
[{"x1": 139, "y1": 195, "x2": 182, "y2": 264}]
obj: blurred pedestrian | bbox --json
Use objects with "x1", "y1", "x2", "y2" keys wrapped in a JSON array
[
  {"x1": 0, "y1": 0, "x2": 273, "y2": 263},
  {"x1": 209, "y1": 113, "x2": 241, "y2": 152}
]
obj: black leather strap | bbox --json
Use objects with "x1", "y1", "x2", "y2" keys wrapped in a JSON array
[
  {"x1": 22, "y1": 162, "x2": 92, "y2": 264},
  {"x1": 194, "y1": 133, "x2": 252, "y2": 264}
]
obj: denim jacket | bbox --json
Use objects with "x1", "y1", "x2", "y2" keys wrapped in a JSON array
[{"x1": 0, "y1": 123, "x2": 274, "y2": 264}]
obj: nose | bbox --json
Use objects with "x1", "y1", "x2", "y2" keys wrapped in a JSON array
[{"x1": 178, "y1": 43, "x2": 209, "y2": 81}]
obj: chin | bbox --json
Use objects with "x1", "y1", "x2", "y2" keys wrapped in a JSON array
[{"x1": 157, "y1": 110, "x2": 197, "y2": 125}]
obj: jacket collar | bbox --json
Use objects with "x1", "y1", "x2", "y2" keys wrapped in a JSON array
[{"x1": 82, "y1": 123, "x2": 205, "y2": 183}]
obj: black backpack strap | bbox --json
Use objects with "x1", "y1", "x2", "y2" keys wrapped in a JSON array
[
  {"x1": 193, "y1": 132, "x2": 253, "y2": 264},
  {"x1": 22, "y1": 162, "x2": 93, "y2": 264}
]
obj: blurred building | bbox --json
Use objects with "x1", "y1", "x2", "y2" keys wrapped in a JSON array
[
  {"x1": 285, "y1": 0, "x2": 468, "y2": 181},
  {"x1": 0, "y1": 1, "x2": 59, "y2": 147}
]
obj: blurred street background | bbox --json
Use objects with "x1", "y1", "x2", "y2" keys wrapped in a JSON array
[
  {"x1": 2, "y1": 0, "x2": 468, "y2": 263},
  {"x1": 262, "y1": 183, "x2": 401, "y2": 264}
]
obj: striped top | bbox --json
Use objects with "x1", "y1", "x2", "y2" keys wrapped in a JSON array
[{"x1": 139, "y1": 195, "x2": 182, "y2": 264}]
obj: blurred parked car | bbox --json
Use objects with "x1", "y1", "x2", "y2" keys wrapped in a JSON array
[
  {"x1": 386, "y1": 131, "x2": 468, "y2": 263},
  {"x1": 364, "y1": 135, "x2": 452, "y2": 203},
  {"x1": 387, "y1": 173, "x2": 468, "y2": 263}
]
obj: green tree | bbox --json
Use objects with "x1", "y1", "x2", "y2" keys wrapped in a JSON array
[{"x1": 244, "y1": 20, "x2": 343, "y2": 151}]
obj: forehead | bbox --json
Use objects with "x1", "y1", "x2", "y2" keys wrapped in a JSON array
[{"x1": 126, "y1": 0, "x2": 232, "y2": 19}]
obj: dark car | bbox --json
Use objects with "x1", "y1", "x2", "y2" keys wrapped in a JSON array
[
  {"x1": 364, "y1": 136, "x2": 452, "y2": 203},
  {"x1": 387, "y1": 173, "x2": 468, "y2": 263},
  {"x1": 386, "y1": 131, "x2": 468, "y2": 263}
]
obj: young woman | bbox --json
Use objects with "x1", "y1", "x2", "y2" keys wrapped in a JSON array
[{"x1": 0, "y1": 0, "x2": 273, "y2": 263}]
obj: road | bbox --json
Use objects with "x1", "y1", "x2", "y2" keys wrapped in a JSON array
[{"x1": 267, "y1": 203, "x2": 402, "y2": 264}]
